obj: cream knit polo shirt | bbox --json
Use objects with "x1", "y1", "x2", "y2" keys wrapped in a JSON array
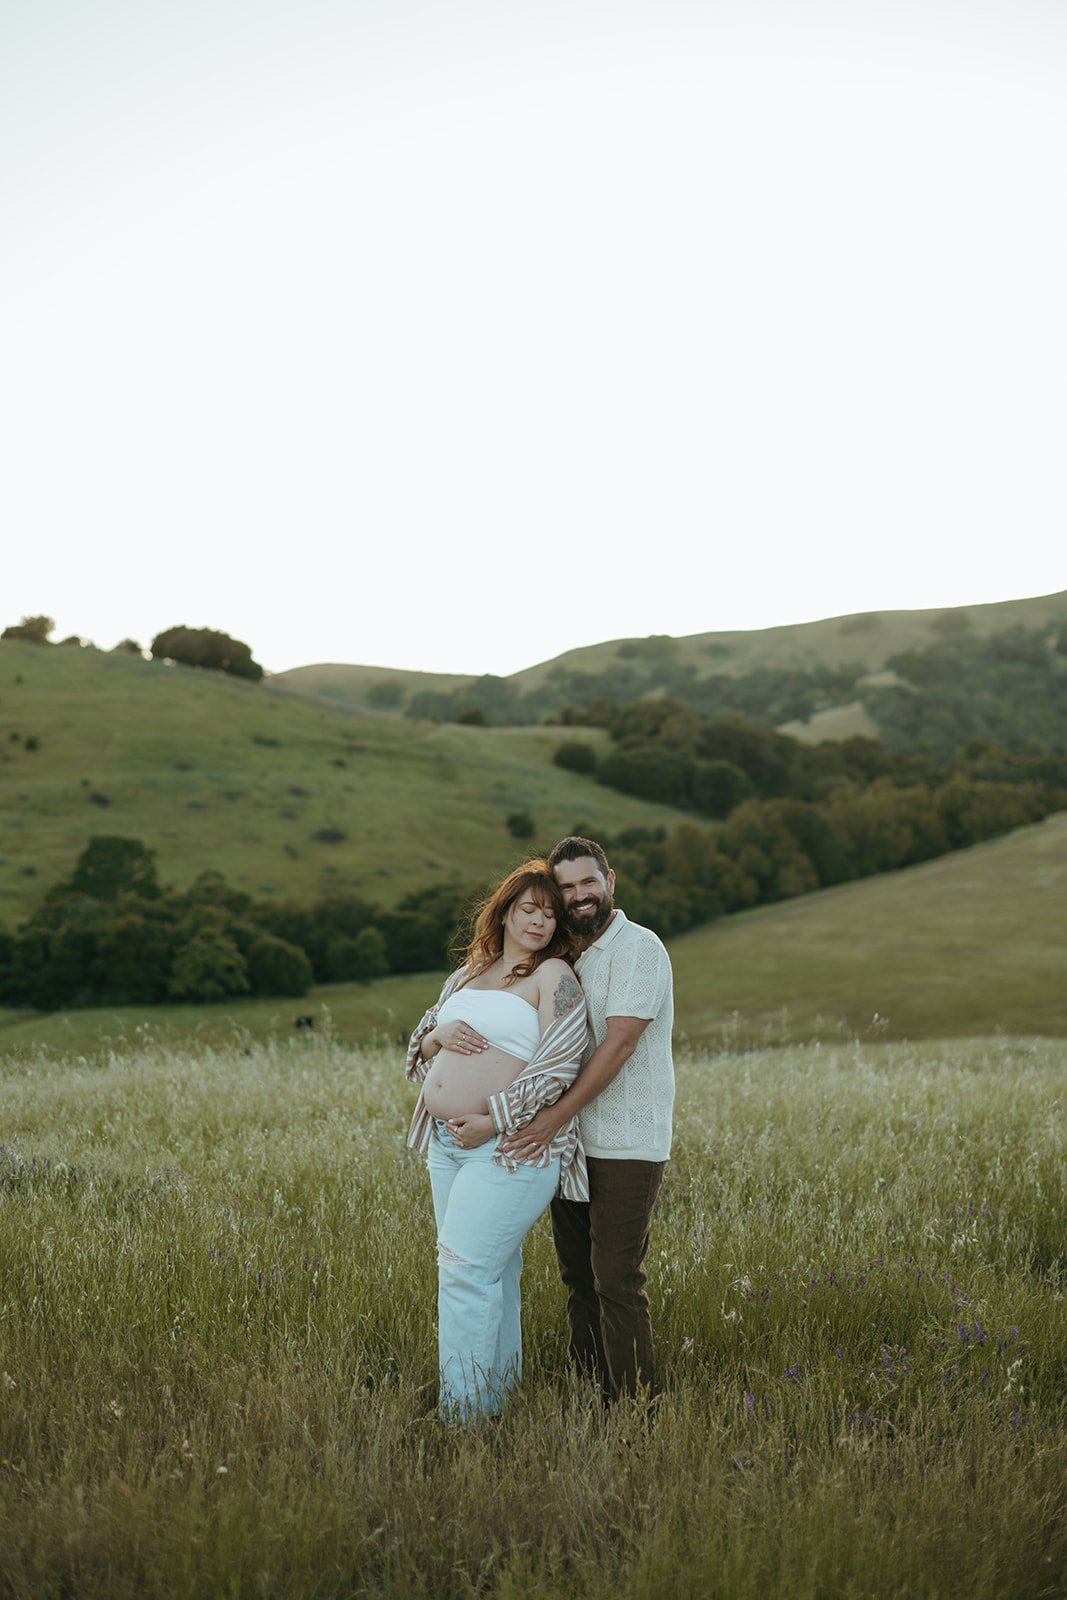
[{"x1": 575, "y1": 909, "x2": 674, "y2": 1162}]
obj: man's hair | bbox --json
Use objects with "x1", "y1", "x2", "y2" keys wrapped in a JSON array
[{"x1": 547, "y1": 835, "x2": 611, "y2": 878}]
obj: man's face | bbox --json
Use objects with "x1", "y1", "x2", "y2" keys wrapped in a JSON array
[{"x1": 553, "y1": 856, "x2": 616, "y2": 937}]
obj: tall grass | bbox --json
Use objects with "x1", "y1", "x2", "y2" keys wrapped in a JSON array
[{"x1": 1, "y1": 1032, "x2": 1064, "y2": 1598}]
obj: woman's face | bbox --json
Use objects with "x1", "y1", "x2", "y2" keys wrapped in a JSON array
[{"x1": 503, "y1": 888, "x2": 558, "y2": 955}]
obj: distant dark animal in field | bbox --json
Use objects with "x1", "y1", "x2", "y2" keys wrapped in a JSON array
[{"x1": 294, "y1": 1015, "x2": 315, "y2": 1030}]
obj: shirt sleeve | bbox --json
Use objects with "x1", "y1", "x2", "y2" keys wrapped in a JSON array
[
  {"x1": 404, "y1": 969, "x2": 462, "y2": 1083},
  {"x1": 604, "y1": 932, "x2": 672, "y2": 1021}
]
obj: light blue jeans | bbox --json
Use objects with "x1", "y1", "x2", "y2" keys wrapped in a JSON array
[{"x1": 427, "y1": 1122, "x2": 561, "y2": 1422}]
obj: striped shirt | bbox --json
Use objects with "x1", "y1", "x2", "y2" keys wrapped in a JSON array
[{"x1": 405, "y1": 968, "x2": 591, "y2": 1201}]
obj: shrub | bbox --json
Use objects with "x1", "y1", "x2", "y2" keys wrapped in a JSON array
[
  {"x1": 63, "y1": 837, "x2": 161, "y2": 901},
  {"x1": 553, "y1": 741, "x2": 598, "y2": 775},
  {"x1": 312, "y1": 828, "x2": 347, "y2": 844},
  {"x1": 691, "y1": 758, "x2": 753, "y2": 817},
  {"x1": 2, "y1": 615, "x2": 54, "y2": 644},
  {"x1": 506, "y1": 810, "x2": 536, "y2": 840},
  {"x1": 246, "y1": 934, "x2": 313, "y2": 998},
  {"x1": 931, "y1": 609, "x2": 971, "y2": 634},
  {"x1": 323, "y1": 934, "x2": 362, "y2": 982},
  {"x1": 351, "y1": 926, "x2": 389, "y2": 981},
  {"x1": 367, "y1": 679, "x2": 405, "y2": 708},
  {"x1": 598, "y1": 743, "x2": 695, "y2": 806},
  {"x1": 150, "y1": 626, "x2": 264, "y2": 682},
  {"x1": 167, "y1": 932, "x2": 249, "y2": 1000},
  {"x1": 378, "y1": 910, "x2": 451, "y2": 973},
  {"x1": 93, "y1": 912, "x2": 174, "y2": 1004}
]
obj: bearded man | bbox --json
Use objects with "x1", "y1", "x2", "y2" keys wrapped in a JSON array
[{"x1": 501, "y1": 835, "x2": 674, "y2": 1402}]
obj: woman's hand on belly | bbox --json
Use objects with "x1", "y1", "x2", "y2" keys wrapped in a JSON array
[
  {"x1": 445, "y1": 1113, "x2": 495, "y2": 1149},
  {"x1": 426, "y1": 1019, "x2": 488, "y2": 1056}
]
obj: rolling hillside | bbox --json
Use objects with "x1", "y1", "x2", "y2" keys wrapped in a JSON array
[
  {"x1": 2, "y1": 812, "x2": 1062, "y2": 1058},
  {"x1": 670, "y1": 809, "x2": 1067, "y2": 1044},
  {"x1": 0, "y1": 641, "x2": 688, "y2": 924},
  {"x1": 274, "y1": 588, "x2": 1067, "y2": 712}
]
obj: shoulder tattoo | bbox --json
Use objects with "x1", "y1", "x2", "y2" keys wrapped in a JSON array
[{"x1": 553, "y1": 971, "x2": 582, "y2": 1018}]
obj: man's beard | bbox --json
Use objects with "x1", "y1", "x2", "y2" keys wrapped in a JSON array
[{"x1": 566, "y1": 893, "x2": 614, "y2": 937}]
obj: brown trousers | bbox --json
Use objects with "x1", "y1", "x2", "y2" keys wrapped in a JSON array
[{"x1": 550, "y1": 1157, "x2": 666, "y2": 1402}]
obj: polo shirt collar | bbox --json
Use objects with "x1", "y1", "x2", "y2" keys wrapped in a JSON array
[{"x1": 585, "y1": 907, "x2": 627, "y2": 951}]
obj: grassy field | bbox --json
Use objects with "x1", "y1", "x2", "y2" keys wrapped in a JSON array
[
  {"x1": 0, "y1": 641, "x2": 685, "y2": 924},
  {"x1": 670, "y1": 811, "x2": 1067, "y2": 1046},
  {"x1": 778, "y1": 698, "x2": 882, "y2": 744},
  {"x1": 0, "y1": 1030, "x2": 1063, "y2": 1598}
]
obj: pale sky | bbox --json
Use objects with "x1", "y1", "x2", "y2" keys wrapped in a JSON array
[{"x1": 3, "y1": 0, "x2": 1064, "y2": 677}]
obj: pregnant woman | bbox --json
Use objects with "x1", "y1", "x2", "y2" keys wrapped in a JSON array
[{"x1": 405, "y1": 861, "x2": 589, "y2": 1423}]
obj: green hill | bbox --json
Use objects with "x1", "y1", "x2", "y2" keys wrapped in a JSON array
[
  {"x1": 519, "y1": 588, "x2": 1067, "y2": 684},
  {"x1": 670, "y1": 810, "x2": 1067, "y2": 1045},
  {"x1": 273, "y1": 589, "x2": 1067, "y2": 711},
  {"x1": 0, "y1": 641, "x2": 687, "y2": 925},
  {"x1": 276, "y1": 660, "x2": 472, "y2": 711},
  {"x1": 3, "y1": 812, "x2": 1062, "y2": 1059}
]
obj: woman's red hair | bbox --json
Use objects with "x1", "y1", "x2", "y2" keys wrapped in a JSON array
[{"x1": 455, "y1": 860, "x2": 577, "y2": 987}]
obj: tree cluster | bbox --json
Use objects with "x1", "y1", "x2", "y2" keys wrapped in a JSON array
[
  {"x1": 150, "y1": 626, "x2": 264, "y2": 681},
  {"x1": 554, "y1": 696, "x2": 1067, "y2": 821},
  {"x1": 859, "y1": 624, "x2": 1067, "y2": 757},
  {"x1": 0, "y1": 840, "x2": 312, "y2": 1011},
  {"x1": 0, "y1": 838, "x2": 472, "y2": 1013},
  {"x1": 605, "y1": 774, "x2": 1059, "y2": 938}
]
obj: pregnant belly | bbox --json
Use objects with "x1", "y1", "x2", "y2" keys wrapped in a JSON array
[{"x1": 422, "y1": 1045, "x2": 526, "y2": 1118}]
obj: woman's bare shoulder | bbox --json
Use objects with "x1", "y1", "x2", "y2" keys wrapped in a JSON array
[
  {"x1": 536, "y1": 959, "x2": 585, "y2": 1008},
  {"x1": 537, "y1": 957, "x2": 579, "y2": 982}
]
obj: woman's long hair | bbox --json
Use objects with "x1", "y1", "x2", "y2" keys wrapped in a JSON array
[{"x1": 455, "y1": 860, "x2": 577, "y2": 987}]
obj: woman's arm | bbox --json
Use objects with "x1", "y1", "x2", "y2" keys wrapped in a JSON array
[
  {"x1": 483, "y1": 965, "x2": 588, "y2": 1136},
  {"x1": 537, "y1": 961, "x2": 584, "y2": 1040},
  {"x1": 404, "y1": 967, "x2": 489, "y2": 1080}
]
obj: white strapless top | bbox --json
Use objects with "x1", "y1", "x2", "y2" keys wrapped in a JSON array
[{"x1": 437, "y1": 987, "x2": 541, "y2": 1060}]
